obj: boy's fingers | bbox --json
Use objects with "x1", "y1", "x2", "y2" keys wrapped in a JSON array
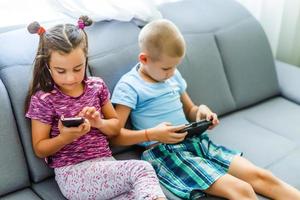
[
  {"x1": 172, "y1": 132, "x2": 188, "y2": 139},
  {"x1": 171, "y1": 124, "x2": 186, "y2": 132}
]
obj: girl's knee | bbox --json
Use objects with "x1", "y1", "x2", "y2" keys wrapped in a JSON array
[{"x1": 134, "y1": 160, "x2": 155, "y2": 172}]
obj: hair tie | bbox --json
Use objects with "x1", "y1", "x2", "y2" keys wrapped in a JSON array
[
  {"x1": 77, "y1": 19, "x2": 85, "y2": 30},
  {"x1": 37, "y1": 27, "x2": 46, "y2": 35}
]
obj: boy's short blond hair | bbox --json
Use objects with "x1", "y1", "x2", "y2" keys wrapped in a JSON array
[{"x1": 138, "y1": 19, "x2": 185, "y2": 61}]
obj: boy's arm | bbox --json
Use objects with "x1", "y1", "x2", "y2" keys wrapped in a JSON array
[
  {"x1": 181, "y1": 92, "x2": 219, "y2": 128},
  {"x1": 109, "y1": 104, "x2": 187, "y2": 146},
  {"x1": 109, "y1": 104, "x2": 150, "y2": 146}
]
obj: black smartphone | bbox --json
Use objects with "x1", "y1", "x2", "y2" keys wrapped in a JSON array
[
  {"x1": 61, "y1": 117, "x2": 85, "y2": 127},
  {"x1": 176, "y1": 119, "x2": 212, "y2": 138}
]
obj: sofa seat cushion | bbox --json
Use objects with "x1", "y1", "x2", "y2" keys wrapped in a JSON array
[
  {"x1": 267, "y1": 148, "x2": 300, "y2": 189},
  {"x1": 238, "y1": 97, "x2": 300, "y2": 142},
  {"x1": 0, "y1": 189, "x2": 41, "y2": 200},
  {"x1": 209, "y1": 106, "x2": 297, "y2": 168},
  {"x1": 32, "y1": 178, "x2": 66, "y2": 200}
]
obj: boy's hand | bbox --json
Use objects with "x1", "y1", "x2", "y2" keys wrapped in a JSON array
[
  {"x1": 196, "y1": 105, "x2": 219, "y2": 129},
  {"x1": 78, "y1": 106, "x2": 103, "y2": 129},
  {"x1": 58, "y1": 118, "x2": 91, "y2": 144},
  {"x1": 148, "y1": 122, "x2": 188, "y2": 144}
]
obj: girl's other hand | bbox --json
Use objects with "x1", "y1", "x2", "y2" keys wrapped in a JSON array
[
  {"x1": 79, "y1": 106, "x2": 103, "y2": 129},
  {"x1": 148, "y1": 122, "x2": 187, "y2": 144},
  {"x1": 58, "y1": 118, "x2": 91, "y2": 144}
]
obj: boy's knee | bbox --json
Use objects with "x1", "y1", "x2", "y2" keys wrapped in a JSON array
[
  {"x1": 231, "y1": 181, "x2": 256, "y2": 198},
  {"x1": 251, "y1": 168, "x2": 278, "y2": 186}
]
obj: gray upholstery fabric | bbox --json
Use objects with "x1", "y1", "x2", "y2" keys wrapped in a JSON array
[
  {"x1": 158, "y1": 0, "x2": 251, "y2": 33},
  {"x1": 0, "y1": 66, "x2": 54, "y2": 183},
  {"x1": 0, "y1": 189, "x2": 41, "y2": 200},
  {"x1": 268, "y1": 148, "x2": 300, "y2": 189},
  {"x1": 0, "y1": 80, "x2": 30, "y2": 196},
  {"x1": 87, "y1": 20, "x2": 140, "y2": 93},
  {"x1": 215, "y1": 18, "x2": 280, "y2": 108},
  {"x1": 178, "y1": 33, "x2": 236, "y2": 116},
  {"x1": 237, "y1": 97, "x2": 300, "y2": 142},
  {"x1": 275, "y1": 60, "x2": 300, "y2": 104},
  {"x1": 32, "y1": 178, "x2": 66, "y2": 200},
  {"x1": 0, "y1": 29, "x2": 37, "y2": 69},
  {"x1": 209, "y1": 109, "x2": 297, "y2": 168},
  {"x1": 1, "y1": 0, "x2": 300, "y2": 199}
]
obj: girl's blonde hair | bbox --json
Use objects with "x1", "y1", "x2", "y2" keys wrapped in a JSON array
[{"x1": 138, "y1": 19, "x2": 186, "y2": 61}]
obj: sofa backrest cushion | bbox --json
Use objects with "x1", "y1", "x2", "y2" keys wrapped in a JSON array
[
  {"x1": 87, "y1": 21, "x2": 140, "y2": 154},
  {"x1": 215, "y1": 18, "x2": 279, "y2": 108},
  {"x1": 0, "y1": 79, "x2": 30, "y2": 196},
  {"x1": 87, "y1": 21, "x2": 140, "y2": 93},
  {"x1": 159, "y1": 0, "x2": 279, "y2": 114},
  {"x1": 0, "y1": 29, "x2": 54, "y2": 183},
  {"x1": 178, "y1": 33, "x2": 236, "y2": 115}
]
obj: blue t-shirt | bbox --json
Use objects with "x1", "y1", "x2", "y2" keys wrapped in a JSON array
[{"x1": 111, "y1": 63, "x2": 189, "y2": 146}]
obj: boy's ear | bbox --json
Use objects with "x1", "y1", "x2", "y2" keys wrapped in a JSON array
[{"x1": 139, "y1": 53, "x2": 148, "y2": 64}]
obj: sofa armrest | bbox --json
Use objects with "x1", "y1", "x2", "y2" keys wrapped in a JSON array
[{"x1": 275, "y1": 60, "x2": 300, "y2": 104}]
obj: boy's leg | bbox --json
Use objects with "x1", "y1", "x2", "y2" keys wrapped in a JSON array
[
  {"x1": 204, "y1": 173, "x2": 257, "y2": 200},
  {"x1": 228, "y1": 156, "x2": 300, "y2": 200}
]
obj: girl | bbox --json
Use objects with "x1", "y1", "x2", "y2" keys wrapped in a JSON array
[{"x1": 25, "y1": 16, "x2": 165, "y2": 200}]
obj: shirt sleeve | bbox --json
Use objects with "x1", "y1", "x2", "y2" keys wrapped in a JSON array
[
  {"x1": 111, "y1": 81, "x2": 138, "y2": 109},
  {"x1": 98, "y1": 80, "x2": 111, "y2": 107},
  {"x1": 25, "y1": 93, "x2": 54, "y2": 125},
  {"x1": 174, "y1": 69, "x2": 187, "y2": 94}
]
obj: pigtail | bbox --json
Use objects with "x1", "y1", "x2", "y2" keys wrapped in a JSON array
[
  {"x1": 27, "y1": 21, "x2": 46, "y2": 35},
  {"x1": 25, "y1": 21, "x2": 52, "y2": 113},
  {"x1": 78, "y1": 16, "x2": 93, "y2": 29}
]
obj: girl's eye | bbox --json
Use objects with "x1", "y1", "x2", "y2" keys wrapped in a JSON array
[
  {"x1": 74, "y1": 68, "x2": 82, "y2": 72},
  {"x1": 57, "y1": 71, "x2": 65, "y2": 74}
]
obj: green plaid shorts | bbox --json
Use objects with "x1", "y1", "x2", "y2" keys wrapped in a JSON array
[{"x1": 141, "y1": 133, "x2": 242, "y2": 199}]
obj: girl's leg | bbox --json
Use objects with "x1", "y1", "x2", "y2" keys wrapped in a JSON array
[
  {"x1": 55, "y1": 157, "x2": 165, "y2": 200},
  {"x1": 204, "y1": 173, "x2": 258, "y2": 200},
  {"x1": 228, "y1": 156, "x2": 300, "y2": 200}
]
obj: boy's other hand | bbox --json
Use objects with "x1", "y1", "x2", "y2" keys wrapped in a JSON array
[
  {"x1": 149, "y1": 122, "x2": 187, "y2": 144},
  {"x1": 196, "y1": 105, "x2": 219, "y2": 130}
]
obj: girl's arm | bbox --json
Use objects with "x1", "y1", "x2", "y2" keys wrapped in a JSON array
[
  {"x1": 79, "y1": 100, "x2": 120, "y2": 137},
  {"x1": 31, "y1": 119, "x2": 90, "y2": 158},
  {"x1": 110, "y1": 104, "x2": 186, "y2": 146},
  {"x1": 96, "y1": 100, "x2": 120, "y2": 137}
]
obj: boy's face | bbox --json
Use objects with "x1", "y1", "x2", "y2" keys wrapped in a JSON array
[
  {"x1": 48, "y1": 47, "x2": 86, "y2": 94},
  {"x1": 141, "y1": 53, "x2": 183, "y2": 82}
]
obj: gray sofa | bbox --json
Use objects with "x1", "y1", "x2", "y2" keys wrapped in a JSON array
[{"x1": 1, "y1": 0, "x2": 300, "y2": 199}]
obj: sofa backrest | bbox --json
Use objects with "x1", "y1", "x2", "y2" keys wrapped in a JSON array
[
  {"x1": 159, "y1": 0, "x2": 280, "y2": 115},
  {"x1": 0, "y1": 28, "x2": 54, "y2": 183},
  {"x1": 0, "y1": 79, "x2": 30, "y2": 196},
  {"x1": 0, "y1": 0, "x2": 280, "y2": 189}
]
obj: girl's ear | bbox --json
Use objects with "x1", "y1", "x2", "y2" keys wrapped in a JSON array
[{"x1": 138, "y1": 53, "x2": 148, "y2": 65}]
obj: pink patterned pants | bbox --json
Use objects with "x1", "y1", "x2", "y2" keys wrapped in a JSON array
[{"x1": 54, "y1": 157, "x2": 165, "y2": 200}]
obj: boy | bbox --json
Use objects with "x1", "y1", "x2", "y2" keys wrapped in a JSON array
[{"x1": 111, "y1": 19, "x2": 300, "y2": 200}]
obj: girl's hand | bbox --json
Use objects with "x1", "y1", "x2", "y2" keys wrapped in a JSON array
[
  {"x1": 78, "y1": 106, "x2": 103, "y2": 129},
  {"x1": 196, "y1": 105, "x2": 219, "y2": 129},
  {"x1": 148, "y1": 122, "x2": 188, "y2": 144},
  {"x1": 58, "y1": 118, "x2": 91, "y2": 144}
]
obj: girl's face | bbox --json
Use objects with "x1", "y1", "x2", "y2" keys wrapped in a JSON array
[{"x1": 48, "y1": 47, "x2": 86, "y2": 96}]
